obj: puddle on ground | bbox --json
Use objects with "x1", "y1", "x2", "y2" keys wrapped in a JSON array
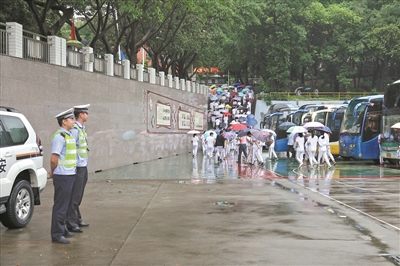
[
  {"x1": 212, "y1": 201, "x2": 238, "y2": 207},
  {"x1": 274, "y1": 179, "x2": 390, "y2": 255},
  {"x1": 175, "y1": 179, "x2": 226, "y2": 185}
]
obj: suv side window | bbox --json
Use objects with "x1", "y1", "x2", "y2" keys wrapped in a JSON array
[
  {"x1": 0, "y1": 123, "x2": 9, "y2": 147},
  {"x1": 1, "y1": 116, "x2": 29, "y2": 145}
]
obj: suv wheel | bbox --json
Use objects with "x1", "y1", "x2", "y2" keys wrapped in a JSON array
[{"x1": 0, "y1": 180, "x2": 34, "y2": 228}]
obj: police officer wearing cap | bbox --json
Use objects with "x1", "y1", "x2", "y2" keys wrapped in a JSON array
[
  {"x1": 49, "y1": 108, "x2": 77, "y2": 244},
  {"x1": 67, "y1": 104, "x2": 90, "y2": 233}
]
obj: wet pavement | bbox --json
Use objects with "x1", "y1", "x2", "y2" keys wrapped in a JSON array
[{"x1": 1, "y1": 151, "x2": 400, "y2": 265}]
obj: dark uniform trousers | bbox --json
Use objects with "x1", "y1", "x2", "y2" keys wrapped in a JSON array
[
  {"x1": 67, "y1": 166, "x2": 88, "y2": 228},
  {"x1": 238, "y1": 144, "x2": 248, "y2": 163},
  {"x1": 51, "y1": 174, "x2": 75, "y2": 240}
]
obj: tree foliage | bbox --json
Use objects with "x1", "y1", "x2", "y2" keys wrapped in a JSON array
[{"x1": 1, "y1": 0, "x2": 400, "y2": 88}]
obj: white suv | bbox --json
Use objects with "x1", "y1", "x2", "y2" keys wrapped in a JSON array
[{"x1": 0, "y1": 107, "x2": 47, "y2": 228}]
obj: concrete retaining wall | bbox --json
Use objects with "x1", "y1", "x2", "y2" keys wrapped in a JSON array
[{"x1": 0, "y1": 55, "x2": 207, "y2": 173}]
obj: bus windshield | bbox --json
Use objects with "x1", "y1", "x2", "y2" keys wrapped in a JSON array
[
  {"x1": 382, "y1": 82, "x2": 400, "y2": 141},
  {"x1": 384, "y1": 82, "x2": 400, "y2": 110},
  {"x1": 341, "y1": 99, "x2": 368, "y2": 134}
]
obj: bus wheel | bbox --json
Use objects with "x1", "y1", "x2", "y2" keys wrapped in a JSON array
[
  {"x1": 341, "y1": 156, "x2": 351, "y2": 161},
  {"x1": 372, "y1": 159, "x2": 380, "y2": 164},
  {"x1": 388, "y1": 159, "x2": 398, "y2": 165}
]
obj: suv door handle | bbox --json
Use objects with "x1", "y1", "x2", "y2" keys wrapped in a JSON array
[{"x1": 4, "y1": 152, "x2": 13, "y2": 158}]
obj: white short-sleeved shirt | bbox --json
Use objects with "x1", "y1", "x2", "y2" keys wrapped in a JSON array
[
  {"x1": 206, "y1": 136, "x2": 215, "y2": 148},
  {"x1": 318, "y1": 134, "x2": 329, "y2": 151},
  {"x1": 295, "y1": 136, "x2": 305, "y2": 152},
  {"x1": 307, "y1": 135, "x2": 318, "y2": 151},
  {"x1": 193, "y1": 136, "x2": 199, "y2": 145}
]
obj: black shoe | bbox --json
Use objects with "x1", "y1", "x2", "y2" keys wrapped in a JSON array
[
  {"x1": 64, "y1": 231, "x2": 75, "y2": 238},
  {"x1": 78, "y1": 222, "x2": 89, "y2": 227},
  {"x1": 68, "y1": 227, "x2": 83, "y2": 233},
  {"x1": 52, "y1": 236, "x2": 70, "y2": 244}
]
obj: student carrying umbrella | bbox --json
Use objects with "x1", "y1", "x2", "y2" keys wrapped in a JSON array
[
  {"x1": 294, "y1": 133, "x2": 305, "y2": 168},
  {"x1": 317, "y1": 131, "x2": 332, "y2": 168}
]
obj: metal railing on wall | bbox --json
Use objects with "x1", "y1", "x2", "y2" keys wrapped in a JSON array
[
  {"x1": 130, "y1": 67, "x2": 137, "y2": 80},
  {"x1": 114, "y1": 61, "x2": 122, "y2": 77},
  {"x1": 0, "y1": 23, "x2": 7, "y2": 55},
  {"x1": 94, "y1": 54, "x2": 105, "y2": 73},
  {"x1": 143, "y1": 70, "x2": 149, "y2": 82},
  {"x1": 0, "y1": 22, "x2": 207, "y2": 95},
  {"x1": 67, "y1": 48, "x2": 83, "y2": 69},
  {"x1": 155, "y1": 73, "x2": 160, "y2": 85},
  {"x1": 22, "y1": 30, "x2": 49, "y2": 63}
]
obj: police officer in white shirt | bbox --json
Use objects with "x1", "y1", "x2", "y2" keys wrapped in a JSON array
[
  {"x1": 50, "y1": 108, "x2": 77, "y2": 244},
  {"x1": 67, "y1": 104, "x2": 90, "y2": 233}
]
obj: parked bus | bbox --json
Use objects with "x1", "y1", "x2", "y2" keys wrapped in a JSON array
[
  {"x1": 260, "y1": 103, "x2": 298, "y2": 129},
  {"x1": 380, "y1": 80, "x2": 400, "y2": 165},
  {"x1": 286, "y1": 104, "x2": 321, "y2": 125},
  {"x1": 309, "y1": 104, "x2": 347, "y2": 156},
  {"x1": 339, "y1": 95, "x2": 383, "y2": 162},
  {"x1": 264, "y1": 108, "x2": 298, "y2": 152}
]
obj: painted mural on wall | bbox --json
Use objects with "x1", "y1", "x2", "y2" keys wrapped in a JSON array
[{"x1": 147, "y1": 91, "x2": 205, "y2": 133}]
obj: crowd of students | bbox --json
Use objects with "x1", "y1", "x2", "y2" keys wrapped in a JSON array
[
  {"x1": 192, "y1": 129, "x2": 278, "y2": 166},
  {"x1": 207, "y1": 84, "x2": 255, "y2": 130},
  {"x1": 291, "y1": 129, "x2": 336, "y2": 169}
]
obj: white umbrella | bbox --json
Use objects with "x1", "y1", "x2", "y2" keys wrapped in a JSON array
[
  {"x1": 213, "y1": 111, "x2": 221, "y2": 116},
  {"x1": 390, "y1": 122, "x2": 400, "y2": 129},
  {"x1": 303, "y1": 121, "x2": 324, "y2": 129},
  {"x1": 261, "y1": 129, "x2": 277, "y2": 136},
  {"x1": 287, "y1": 126, "x2": 308, "y2": 134},
  {"x1": 187, "y1": 130, "x2": 201, "y2": 134}
]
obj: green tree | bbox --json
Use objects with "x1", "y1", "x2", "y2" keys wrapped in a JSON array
[{"x1": 0, "y1": 0, "x2": 37, "y2": 32}]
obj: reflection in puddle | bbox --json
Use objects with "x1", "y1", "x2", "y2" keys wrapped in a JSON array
[{"x1": 212, "y1": 201, "x2": 238, "y2": 207}]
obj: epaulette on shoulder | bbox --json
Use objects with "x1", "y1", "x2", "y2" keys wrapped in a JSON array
[{"x1": 60, "y1": 132, "x2": 65, "y2": 138}]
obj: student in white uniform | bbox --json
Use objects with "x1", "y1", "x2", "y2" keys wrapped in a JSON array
[
  {"x1": 266, "y1": 134, "x2": 278, "y2": 160},
  {"x1": 201, "y1": 134, "x2": 206, "y2": 155},
  {"x1": 251, "y1": 137, "x2": 264, "y2": 166},
  {"x1": 306, "y1": 130, "x2": 318, "y2": 167},
  {"x1": 325, "y1": 133, "x2": 336, "y2": 165},
  {"x1": 192, "y1": 134, "x2": 199, "y2": 157},
  {"x1": 318, "y1": 132, "x2": 332, "y2": 168},
  {"x1": 294, "y1": 133, "x2": 305, "y2": 168},
  {"x1": 205, "y1": 132, "x2": 216, "y2": 158}
]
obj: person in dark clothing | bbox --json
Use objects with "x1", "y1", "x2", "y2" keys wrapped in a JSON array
[{"x1": 215, "y1": 131, "x2": 226, "y2": 162}]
